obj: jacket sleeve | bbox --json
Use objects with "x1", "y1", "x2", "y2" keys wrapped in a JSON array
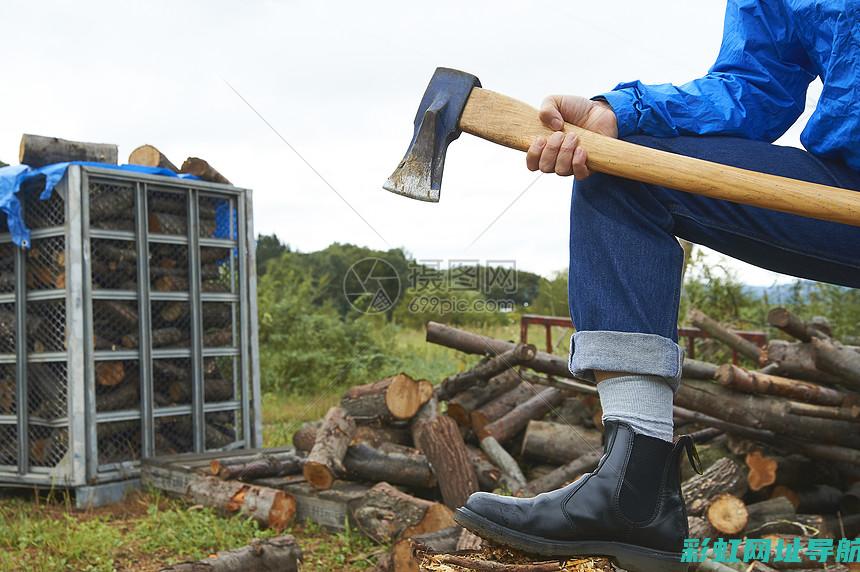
[{"x1": 600, "y1": 0, "x2": 816, "y2": 141}]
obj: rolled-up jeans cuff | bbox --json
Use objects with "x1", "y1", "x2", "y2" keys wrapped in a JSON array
[{"x1": 568, "y1": 330, "x2": 684, "y2": 392}]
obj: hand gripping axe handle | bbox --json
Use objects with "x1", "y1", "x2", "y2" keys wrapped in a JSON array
[{"x1": 384, "y1": 67, "x2": 860, "y2": 227}]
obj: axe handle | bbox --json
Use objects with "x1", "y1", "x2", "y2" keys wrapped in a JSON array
[{"x1": 459, "y1": 87, "x2": 860, "y2": 227}]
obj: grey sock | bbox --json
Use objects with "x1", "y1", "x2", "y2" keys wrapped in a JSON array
[{"x1": 597, "y1": 374, "x2": 674, "y2": 442}]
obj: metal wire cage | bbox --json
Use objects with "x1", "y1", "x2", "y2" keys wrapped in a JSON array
[{"x1": 0, "y1": 166, "x2": 261, "y2": 504}]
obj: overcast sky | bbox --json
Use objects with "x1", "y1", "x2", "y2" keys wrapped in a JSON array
[{"x1": 1, "y1": 0, "x2": 824, "y2": 286}]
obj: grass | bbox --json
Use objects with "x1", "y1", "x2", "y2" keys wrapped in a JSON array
[{"x1": 0, "y1": 322, "x2": 547, "y2": 571}]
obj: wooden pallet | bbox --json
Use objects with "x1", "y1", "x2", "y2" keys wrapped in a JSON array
[{"x1": 141, "y1": 446, "x2": 370, "y2": 530}]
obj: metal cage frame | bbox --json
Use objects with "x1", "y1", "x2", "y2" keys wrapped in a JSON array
[{"x1": 0, "y1": 165, "x2": 262, "y2": 499}]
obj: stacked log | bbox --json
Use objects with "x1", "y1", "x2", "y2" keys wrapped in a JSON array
[
  {"x1": 416, "y1": 313, "x2": 860, "y2": 565},
  {"x1": 196, "y1": 309, "x2": 860, "y2": 570}
]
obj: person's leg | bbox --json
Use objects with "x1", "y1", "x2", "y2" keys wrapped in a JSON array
[
  {"x1": 569, "y1": 135, "x2": 860, "y2": 442},
  {"x1": 456, "y1": 136, "x2": 860, "y2": 568}
]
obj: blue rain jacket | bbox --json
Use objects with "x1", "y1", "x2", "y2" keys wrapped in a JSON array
[{"x1": 601, "y1": 0, "x2": 860, "y2": 171}]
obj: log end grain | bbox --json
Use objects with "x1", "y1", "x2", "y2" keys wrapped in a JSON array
[
  {"x1": 267, "y1": 491, "x2": 298, "y2": 530},
  {"x1": 302, "y1": 460, "x2": 336, "y2": 491},
  {"x1": 706, "y1": 493, "x2": 748, "y2": 535},
  {"x1": 746, "y1": 450, "x2": 778, "y2": 492},
  {"x1": 386, "y1": 373, "x2": 428, "y2": 420}
]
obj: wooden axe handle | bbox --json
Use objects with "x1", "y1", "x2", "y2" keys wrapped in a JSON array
[{"x1": 459, "y1": 87, "x2": 860, "y2": 227}]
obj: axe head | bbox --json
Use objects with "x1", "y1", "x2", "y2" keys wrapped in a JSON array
[{"x1": 383, "y1": 67, "x2": 481, "y2": 202}]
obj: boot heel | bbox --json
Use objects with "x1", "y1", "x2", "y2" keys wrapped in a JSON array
[{"x1": 613, "y1": 552, "x2": 690, "y2": 572}]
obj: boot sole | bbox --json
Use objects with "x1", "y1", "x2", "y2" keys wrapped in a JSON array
[{"x1": 454, "y1": 506, "x2": 689, "y2": 572}]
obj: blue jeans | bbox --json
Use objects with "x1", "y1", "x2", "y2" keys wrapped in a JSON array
[{"x1": 567, "y1": 135, "x2": 860, "y2": 391}]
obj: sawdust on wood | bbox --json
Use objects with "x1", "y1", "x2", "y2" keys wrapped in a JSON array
[{"x1": 418, "y1": 545, "x2": 622, "y2": 571}]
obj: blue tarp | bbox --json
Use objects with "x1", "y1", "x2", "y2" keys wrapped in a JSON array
[{"x1": 0, "y1": 162, "x2": 197, "y2": 247}]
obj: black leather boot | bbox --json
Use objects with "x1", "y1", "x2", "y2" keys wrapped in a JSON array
[{"x1": 455, "y1": 420, "x2": 701, "y2": 572}]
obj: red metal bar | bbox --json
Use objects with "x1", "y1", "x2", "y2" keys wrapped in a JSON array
[{"x1": 521, "y1": 315, "x2": 767, "y2": 363}]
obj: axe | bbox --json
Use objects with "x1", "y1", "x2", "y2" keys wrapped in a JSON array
[{"x1": 384, "y1": 67, "x2": 860, "y2": 227}]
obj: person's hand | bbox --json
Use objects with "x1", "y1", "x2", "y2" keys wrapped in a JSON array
[{"x1": 526, "y1": 96, "x2": 618, "y2": 179}]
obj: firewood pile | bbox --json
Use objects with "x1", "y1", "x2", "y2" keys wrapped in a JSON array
[
  {"x1": 4, "y1": 134, "x2": 245, "y2": 466},
  {"x1": 187, "y1": 308, "x2": 860, "y2": 571}
]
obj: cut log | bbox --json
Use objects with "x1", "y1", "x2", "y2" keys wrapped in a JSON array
[
  {"x1": 682, "y1": 358, "x2": 719, "y2": 380},
  {"x1": 341, "y1": 373, "x2": 432, "y2": 422},
  {"x1": 716, "y1": 363, "x2": 851, "y2": 406},
  {"x1": 128, "y1": 144, "x2": 178, "y2": 171},
  {"x1": 841, "y1": 482, "x2": 860, "y2": 515},
  {"x1": 520, "y1": 420, "x2": 602, "y2": 465},
  {"x1": 411, "y1": 397, "x2": 479, "y2": 509},
  {"x1": 158, "y1": 535, "x2": 302, "y2": 572},
  {"x1": 426, "y1": 322, "x2": 572, "y2": 379},
  {"x1": 478, "y1": 387, "x2": 563, "y2": 443},
  {"x1": 479, "y1": 435, "x2": 526, "y2": 490},
  {"x1": 214, "y1": 452, "x2": 304, "y2": 481},
  {"x1": 96, "y1": 377, "x2": 139, "y2": 411},
  {"x1": 349, "y1": 482, "x2": 454, "y2": 543},
  {"x1": 673, "y1": 405, "x2": 860, "y2": 465},
  {"x1": 767, "y1": 307, "x2": 830, "y2": 342},
  {"x1": 706, "y1": 493, "x2": 748, "y2": 535},
  {"x1": 687, "y1": 308, "x2": 763, "y2": 362},
  {"x1": 446, "y1": 370, "x2": 520, "y2": 427},
  {"x1": 292, "y1": 421, "x2": 321, "y2": 453},
  {"x1": 101, "y1": 300, "x2": 139, "y2": 329},
  {"x1": 764, "y1": 340, "x2": 844, "y2": 385},
  {"x1": 437, "y1": 344, "x2": 535, "y2": 401},
  {"x1": 674, "y1": 379, "x2": 860, "y2": 449},
  {"x1": 748, "y1": 449, "x2": 832, "y2": 492},
  {"x1": 184, "y1": 474, "x2": 295, "y2": 530},
  {"x1": 292, "y1": 421, "x2": 411, "y2": 454},
  {"x1": 19, "y1": 134, "x2": 117, "y2": 167},
  {"x1": 353, "y1": 425, "x2": 412, "y2": 448},
  {"x1": 687, "y1": 516, "x2": 718, "y2": 539},
  {"x1": 470, "y1": 382, "x2": 535, "y2": 434},
  {"x1": 682, "y1": 457, "x2": 748, "y2": 516},
  {"x1": 745, "y1": 450, "x2": 779, "y2": 491},
  {"x1": 123, "y1": 327, "x2": 186, "y2": 349},
  {"x1": 520, "y1": 450, "x2": 602, "y2": 497},
  {"x1": 744, "y1": 496, "x2": 796, "y2": 533},
  {"x1": 545, "y1": 395, "x2": 598, "y2": 427},
  {"x1": 96, "y1": 361, "x2": 125, "y2": 387},
  {"x1": 787, "y1": 400, "x2": 860, "y2": 421},
  {"x1": 688, "y1": 427, "x2": 724, "y2": 444},
  {"x1": 180, "y1": 157, "x2": 231, "y2": 184},
  {"x1": 392, "y1": 526, "x2": 463, "y2": 572},
  {"x1": 343, "y1": 441, "x2": 436, "y2": 489},
  {"x1": 302, "y1": 407, "x2": 356, "y2": 490},
  {"x1": 812, "y1": 336, "x2": 860, "y2": 390},
  {"x1": 465, "y1": 445, "x2": 502, "y2": 491},
  {"x1": 794, "y1": 484, "x2": 842, "y2": 514}
]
